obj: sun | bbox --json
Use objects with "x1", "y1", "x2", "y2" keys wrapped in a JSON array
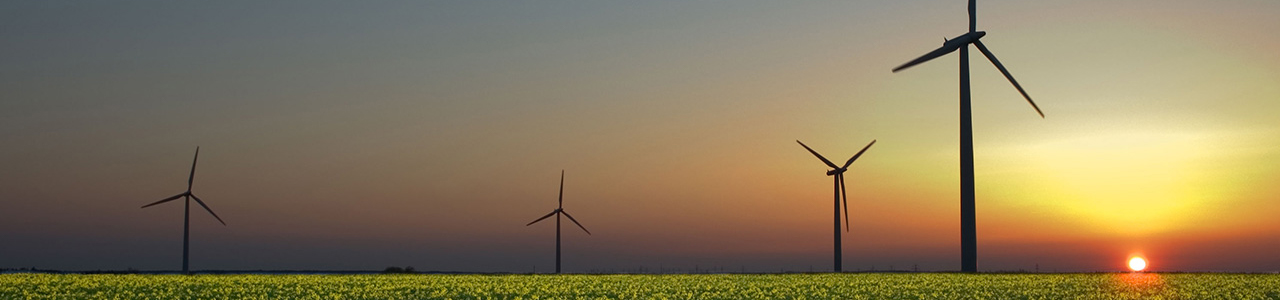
[{"x1": 1128, "y1": 256, "x2": 1147, "y2": 272}]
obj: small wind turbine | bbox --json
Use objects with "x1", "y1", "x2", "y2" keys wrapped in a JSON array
[
  {"x1": 140, "y1": 147, "x2": 226, "y2": 274},
  {"x1": 796, "y1": 139, "x2": 875, "y2": 272},
  {"x1": 892, "y1": 0, "x2": 1045, "y2": 273},
  {"x1": 526, "y1": 170, "x2": 591, "y2": 274}
]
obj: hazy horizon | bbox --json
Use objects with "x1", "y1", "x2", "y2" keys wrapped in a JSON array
[{"x1": 3, "y1": 1, "x2": 1280, "y2": 273}]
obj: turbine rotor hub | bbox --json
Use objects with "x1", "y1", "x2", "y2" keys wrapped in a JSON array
[{"x1": 946, "y1": 31, "x2": 987, "y2": 46}]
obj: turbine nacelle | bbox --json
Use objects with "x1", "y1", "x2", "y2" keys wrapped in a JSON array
[
  {"x1": 825, "y1": 168, "x2": 847, "y2": 176},
  {"x1": 945, "y1": 31, "x2": 986, "y2": 46},
  {"x1": 894, "y1": 31, "x2": 988, "y2": 73}
]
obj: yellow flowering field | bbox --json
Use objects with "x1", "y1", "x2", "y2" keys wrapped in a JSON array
[{"x1": 2, "y1": 273, "x2": 1278, "y2": 299}]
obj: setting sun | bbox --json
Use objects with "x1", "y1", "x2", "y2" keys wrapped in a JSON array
[{"x1": 1129, "y1": 257, "x2": 1148, "y2": 272}]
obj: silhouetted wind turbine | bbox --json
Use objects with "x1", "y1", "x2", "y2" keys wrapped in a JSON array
[
  {"x1": 892, "y1": 0, "x2": 1044, "y2": 273},
  {"x1": 526, "y1": 170, "x2": 591, "y2": 274},
  {"x1": 140, "y1": 147, "x2": 226, "y2": 274},
  {"x1": 796, "y1": 139, "x2": 875, "y2": 272}
]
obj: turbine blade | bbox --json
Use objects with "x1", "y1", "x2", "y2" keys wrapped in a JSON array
[
  {"x1": 973, "y1": 40, "x2": 1044, "y2": 118},
  {"x1": 141, "y1": 192, "x2": 187, "y2": 208},
  {"x1": 796, "y1": 140, "x2": 838, "y2": 169},
  {"x1": 968, "y1": 0, "x2": 976, "y2": 33},
  {"x1": 526, "y1": 210, "x2": 558, "y2": 226},
  {"x1": 188, "y1": 147, "x2": 199, "y2": 191},
  {"x1": 190, "y1": 194, "x2": 226, "y2": 226},
  {"x1": 841, "y1": 140, "x2": 877, "y2": 169},
  {"x1": 558, "y1": 170, "x2": 564, "y2": 208},
  {"x1": 562, "y1": 211, "x2": 591, "y2": 235},
  {"x1": 839, "y1": 173, "x2": 849, "y2": 232},
  {"x1": 892, "y1": 42, "x2": 963, "y2": 72}
]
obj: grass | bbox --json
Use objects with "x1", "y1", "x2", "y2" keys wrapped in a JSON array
[{"x1": 3, "y1": 272, "x2": 1279, "y2": 299}]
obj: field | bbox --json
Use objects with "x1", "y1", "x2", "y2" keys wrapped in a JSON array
[{"x1": 3, "y1": 273, "x2": 1279, "y2": 299}]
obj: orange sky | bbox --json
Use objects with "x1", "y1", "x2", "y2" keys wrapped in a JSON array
[{"x1": 2, "y1": 0, "x2": 1279, "y2": 272}]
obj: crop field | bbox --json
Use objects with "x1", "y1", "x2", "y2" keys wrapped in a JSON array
[{"x1": 2, "y1": 273, "x2": 1279, "y2": 299}]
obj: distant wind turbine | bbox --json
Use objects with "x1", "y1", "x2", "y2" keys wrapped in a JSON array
[
  {"x1": 140, "y1": 147, "x2": 226, "y2": 274},
  {"x1": 892, "y1": 0, "x2": 1045, "y2": 273},
  {"x1": 526, "y1": 170, "x2": 591, "y2": 274},
  {"x1": 796, "y1": 139, "x2": 875, "y2": 273}
]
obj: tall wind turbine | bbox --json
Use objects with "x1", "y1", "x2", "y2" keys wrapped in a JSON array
[
  {"x1": 526, "y1": 170, "x2": 591, "y2": 274},
  {"x1": 892, "y1": 0, "x2": 1045, "y2": 273},
  {"x1": 796, "y1": 139, "x2": 875, "y2": 272},
  {"x1": 140, "y1": 147, "x2": 226, "y2": 274}
]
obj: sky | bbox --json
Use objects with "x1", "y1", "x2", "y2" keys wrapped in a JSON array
[{"x1": 2, "y1": 0, "x2": 1279, "y2": 273}]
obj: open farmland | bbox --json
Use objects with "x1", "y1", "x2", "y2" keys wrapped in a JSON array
[{"x1": 3, "y1": 273, "x2": 1279, "y2": 299}]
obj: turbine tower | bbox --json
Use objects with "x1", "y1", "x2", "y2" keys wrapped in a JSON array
[
  {"x1": 526, "y1": 170, "x2": 591, "y2": 274},
  {"x1": 796, "y1": 139, "x2": 875, "y2": 272},
  {"x1": 140, "y1": 147, "x2": 227, "y2": 275},
  {"x1": 892, "y1": 0, "x2": 1044, "y2": 273}
]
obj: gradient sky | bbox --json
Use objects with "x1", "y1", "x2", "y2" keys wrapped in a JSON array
[{"x1": 3, "y1": 0, "x2": 1279, "y2": 273}]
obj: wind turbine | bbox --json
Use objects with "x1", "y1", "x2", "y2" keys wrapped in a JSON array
[
  {"x1": 526, "y1": 170, "x2": 591, "y2": 274},
  {"x1": 892, "y1": 0, "x2": 1045, "y2": 273},
  {"x1": 796, "y1": 139, "x2": 875, "y2": 272},
  {"x1": 140, "y1": 147, "x2": 226, "y2": 274}
]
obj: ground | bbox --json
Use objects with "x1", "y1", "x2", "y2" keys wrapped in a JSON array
[{"x1": 3, "y1": 272, "x2": 1279, "y2": 299}]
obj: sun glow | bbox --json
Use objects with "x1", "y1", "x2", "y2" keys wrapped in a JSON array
[
  {"x1": 982, "y1": 127, "x2": 1254, "y2": 236},
  {"x1": 1128, "y1": 256, "x2": 1147, "y2": 272}
]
